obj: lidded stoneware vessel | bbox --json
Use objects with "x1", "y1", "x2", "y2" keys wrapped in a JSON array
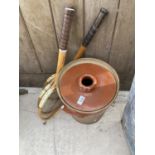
[{"x1": 57, "y1": 58, "x2": 119, "y2": 124}]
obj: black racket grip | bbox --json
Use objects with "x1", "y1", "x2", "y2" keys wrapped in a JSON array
[
  {"x1": 82, "y1": 8, "x2": 108, "y2": 47},
  {"x1": 59, "y1": 8, "x2": 75, "y2": 50}
]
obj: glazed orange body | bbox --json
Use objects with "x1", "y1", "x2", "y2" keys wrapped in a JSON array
[{"x1": 57, "y1": 58, "x2": 119, "y2": 124}]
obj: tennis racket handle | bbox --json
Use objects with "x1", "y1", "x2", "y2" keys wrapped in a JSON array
[
  {"x1": 59, "y1": 7, "x2": 75, "y2": 50},
  {"x1": 82, "y1": 8, "x2": 108, "y2": 47},
  {"x1": 73, "y1": 45, "x2": 86, "y2": 60}
]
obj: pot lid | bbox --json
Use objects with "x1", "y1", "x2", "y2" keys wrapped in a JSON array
[{"x1": 57, "y1": 58, "x2": 119, "y2": 112}]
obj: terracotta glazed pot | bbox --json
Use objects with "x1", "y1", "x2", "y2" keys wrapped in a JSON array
[{"x1": 57, "y1": 58, "x2": 119, "y2": 124}]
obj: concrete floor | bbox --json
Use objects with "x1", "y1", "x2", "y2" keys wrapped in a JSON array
[{"x1": 19, "y1": 87, "x2": 131, "y2": 155}]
